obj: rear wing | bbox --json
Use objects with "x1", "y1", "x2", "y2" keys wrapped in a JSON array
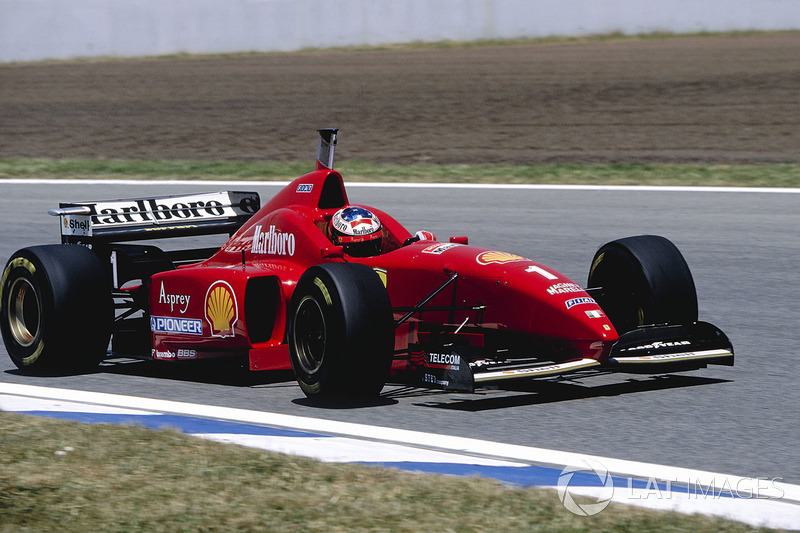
[{"x1": 49, "y1": 191, "x2": 260, "y2": 244}]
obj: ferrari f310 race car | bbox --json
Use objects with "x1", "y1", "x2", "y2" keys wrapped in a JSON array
[{"x1": 1, "y1": 129, "x2": 733, "y2": 401}]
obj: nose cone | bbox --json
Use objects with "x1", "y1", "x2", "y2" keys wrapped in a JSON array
[
  {"x1": 474, "y1": 265, "x2": 618, "y2": 341},
  {"x1": 494, "y1": 268, "x2": 619, "y2": 361},
  {"x1": 443, "y1": 250, "x2": 619, "y2": 345},
  {"x1": 402, "y1": 244, "x2": 619, "y2": 359}
]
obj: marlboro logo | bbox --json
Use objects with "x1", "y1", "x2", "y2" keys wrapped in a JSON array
[
  {"x1": 69, "y1": 192, "x2": 258, "y2": 227},
  {"x1": 251, "y1": 225, "x2": 296, "y2": 256}
]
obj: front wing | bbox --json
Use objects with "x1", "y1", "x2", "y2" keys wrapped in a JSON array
[{"x1": 405, "y1": 321, "x2": 733, "y2": 392}]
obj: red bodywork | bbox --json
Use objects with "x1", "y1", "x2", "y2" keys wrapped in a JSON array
[{"x1": 148, "y1": 170, "x2": 618, "y2": 374}]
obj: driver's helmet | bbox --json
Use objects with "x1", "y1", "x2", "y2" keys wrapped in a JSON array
[{"x1": 329, "y1": 206, "x2": 383, "y2": 257}]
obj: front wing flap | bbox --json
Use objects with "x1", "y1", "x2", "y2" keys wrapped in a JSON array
[
  {"x1": 608, "y1": 321, "x2": 734, "y2": 371},
  {"x1": 406, "y1": 321, "x2": 733, "y2": 392}
]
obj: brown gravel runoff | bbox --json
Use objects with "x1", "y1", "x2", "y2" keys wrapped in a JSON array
[{"x1": 1, "y1": 33, "x2": 799, "y2": 164}]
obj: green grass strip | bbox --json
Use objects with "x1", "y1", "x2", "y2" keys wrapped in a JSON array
[
  {"x1": 0, "y1": 411, "x2": 782, "y2": 532},
  {"x1": 2, "y1": 158, "x2": 799, "y2": 188}
]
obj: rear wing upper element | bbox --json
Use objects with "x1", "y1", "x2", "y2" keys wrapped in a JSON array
[
  {"x1": 316, "y1": 128, "x2": 338, "y2": 170},
  {"x1": 49, "y1": 191, "x2": 261, "y2": 244}
]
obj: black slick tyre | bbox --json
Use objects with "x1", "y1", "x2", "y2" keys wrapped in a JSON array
[
  {"x1": 287, "y1": 263, "x2": 393, "y2": 401},
  {"x1": 0, "y1": 245, "x2": 112, "y2": 371},
  {"x1": 587, "y1": 235, "x2": 698, "y2": 334}
]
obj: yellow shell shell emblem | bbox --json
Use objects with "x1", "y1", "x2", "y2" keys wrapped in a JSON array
[
  {"x1": 205, "y1": 281, "x2": 238, "y2": 338},
  {"x1": 476, "y1": 251, "x2": 525, "y2": 265}
]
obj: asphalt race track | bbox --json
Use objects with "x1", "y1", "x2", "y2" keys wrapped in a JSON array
[{"x1": 1, "y1": 180, "x2": 797, "y2": 485}]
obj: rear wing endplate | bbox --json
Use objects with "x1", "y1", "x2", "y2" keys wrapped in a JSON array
[{"x1": 49, "y1": 191, "x2": 260, "y2": 244}]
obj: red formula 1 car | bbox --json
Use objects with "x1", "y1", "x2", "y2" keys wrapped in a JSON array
[{"x1": 1, "y1": 129, "x2": 733, "y2": 401}]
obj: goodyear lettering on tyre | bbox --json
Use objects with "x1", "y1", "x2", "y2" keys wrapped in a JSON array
[
  {"x1": 589, "y1": 252, "x2": 605, "y2": 278},
  {"x1": 1, "y1": 257, "x2": 36, "y2": 300},
  {"x1": 313, "y1": 277, "x2": 332, "y2": 306},
  {"x1": 1, "y1": 256, "x2": 44, "y2": 366}
]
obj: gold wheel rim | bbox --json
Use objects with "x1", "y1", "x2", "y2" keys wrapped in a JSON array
[{"x1": 8, "y1": 278, "x2": 40, "y2": 347}]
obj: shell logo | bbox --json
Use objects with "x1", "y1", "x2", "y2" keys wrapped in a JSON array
[
  {"x1": 205, "y1": 281, "x2": 238, "y2": 338},
  {"x1": 476, "y1": 251, "x2": 525, "y2": 265}
]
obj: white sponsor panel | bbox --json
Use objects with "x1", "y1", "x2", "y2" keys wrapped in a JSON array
[
  {"x1": 66, "y1": 191, "x2": 258, "y2": 228},
  {"x1": 60, "y1": 214, "x2": 92, "y2": 237},
  {"x1": 422, "y1": 243, "x2": 461, "y2": 255},
  {"x1": 565, "y1": 297, "x2": 596, "y2": 309},
  {"x1": 150, "y1": 315, "x2": 203, "y2": 335}
]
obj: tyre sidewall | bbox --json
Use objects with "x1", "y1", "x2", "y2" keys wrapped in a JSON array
[
  {"x1": 589, "y1": 242, "x2": 652, "y2": 333},
  {"x1": 589, "y1": 235, "x2": 698, "y2": 333},
  {"x1": 0, "y1": 252, "x2": 53, "y2": 368},
  {"x1": 288, "y1": 267, "x2": 347, "y2": 396},
  {"x1": 616, "y1": 235, "x2": 698, "y2": 324},
  {"x1": 288, "y1": 263, "x2": 393, "y2": 399},
  {"x1": 1, "y1": 246, "x2": 112, "y2": 370}
]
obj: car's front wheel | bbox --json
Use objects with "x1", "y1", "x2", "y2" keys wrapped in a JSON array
[
  {"x1": 287, "y1": 263, "x2": 393, "y2": 401},
  {"x1": 587, "y1": 235, "x2": 698, "y2": 334}
]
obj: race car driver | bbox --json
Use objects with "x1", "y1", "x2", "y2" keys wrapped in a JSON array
[
  {"x1": 329, "y1": 206, "x2": 438, "y2": 257},
  {"x1": 329, "y1": 206, "x2": 383, "y2": 257}
]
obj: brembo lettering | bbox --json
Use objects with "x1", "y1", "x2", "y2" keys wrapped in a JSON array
[{"x1": 151, "y1": 348, "x2": 198, "y2": 359}]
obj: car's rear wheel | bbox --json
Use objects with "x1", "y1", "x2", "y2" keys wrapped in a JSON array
[
  {"x1": 288, "y1": 263, "x2": 393, "y2": 401},
  {"x1": 587, "y1": 235, "x2": 698, "y2": 334},
  {"x1": 0, "y1": 245, "x2": 112, "y2": 371}
]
